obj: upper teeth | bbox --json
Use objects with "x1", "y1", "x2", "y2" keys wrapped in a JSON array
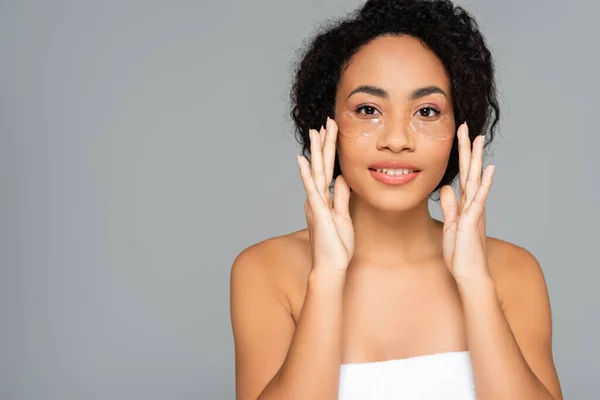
[{"x1": 376, "y1": 168, "x2": 415, "y2": 175}]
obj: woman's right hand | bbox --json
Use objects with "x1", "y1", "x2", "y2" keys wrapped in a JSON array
[{"x1": 297, "y1": 117, "x2": 355, "y2": 274}]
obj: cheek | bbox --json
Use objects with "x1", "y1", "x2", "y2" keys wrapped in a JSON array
[
  {"x1": 339, "y1": 135, "x2": 371, "y2": 151},
  {"x1": 421, "y1": 138, "x2": 454, "y2": 165},
  {"x1": 336, "y1": 136, "x2": 371, "y2": 168}
]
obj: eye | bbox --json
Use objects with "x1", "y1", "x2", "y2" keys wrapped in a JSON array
[
  {"x1": 417, "y1": 106, "x2": 441, "y2": 118},
  {"x1": 355, "y1": 105, "x2": 381, "y2": 116}
]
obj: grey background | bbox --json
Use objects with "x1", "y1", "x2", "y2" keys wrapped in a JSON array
[{"x1": 0, "y1": 0, "x2": 597, "y2": 399}]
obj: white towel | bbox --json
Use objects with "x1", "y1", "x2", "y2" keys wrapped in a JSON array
[{"x1": 338, "y1": 351, "x2": 475, "y2": 399}]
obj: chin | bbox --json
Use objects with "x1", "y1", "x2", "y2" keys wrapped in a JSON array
[
  {"x1": 358, "y1": 185, "x2": 430, "y2": 213},
  {"x1": 377, "y1": 196, "x2": 426, "y2": 213}
]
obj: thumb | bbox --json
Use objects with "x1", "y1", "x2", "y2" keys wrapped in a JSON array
[
  {"x1": 439, "y1": 185, "x2": 458, "y2": 266},
  {"x1": 333, "y1": 175, "x2": 351, "y2": 218},
  {"x1": 440, "y1": 185, "x2": 457, "y2": 227}
]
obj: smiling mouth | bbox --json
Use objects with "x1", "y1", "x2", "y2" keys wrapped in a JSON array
[{"x1": 368, "y1": 167, "x2": 421, "y2": 176}]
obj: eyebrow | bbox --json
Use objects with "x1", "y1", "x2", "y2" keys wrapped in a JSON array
[{"x1": 347, "y1": 85, "x2": 448, "y2": 101}]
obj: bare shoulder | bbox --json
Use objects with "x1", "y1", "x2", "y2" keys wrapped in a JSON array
[
  {"x1": 485, "y1": 236, "x2": 549, "y2": 311},
  {"x1": 230, "y1": 229, "x2": 312, "y2": 312},
  {"x1": 229, "y1": 230, "x2": 313, "y2": 399},
  {"x1": 486, "y1": 236, "x2": 542, "y2": 273},
  {"x1": 484, "y1": 239, "x2": 562, "y2": 399}
]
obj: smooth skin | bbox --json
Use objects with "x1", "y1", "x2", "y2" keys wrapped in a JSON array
[{"x1": 230, "y1": 35, "x2": 562, "y2": 400}]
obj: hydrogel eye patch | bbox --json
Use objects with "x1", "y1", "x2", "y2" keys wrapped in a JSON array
[{"x1": 337, "y1": 111, "x2": 454, "y2": 142}]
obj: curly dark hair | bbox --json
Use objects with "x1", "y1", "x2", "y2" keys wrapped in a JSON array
[{"x1": 289, "y1": 0, "x2": 500, "y2": 199}]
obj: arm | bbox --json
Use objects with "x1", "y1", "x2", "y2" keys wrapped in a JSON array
[
  {"x1": 439, "y1": 124, "x2": 562, "y2": 399},
  {"x1": 230, "y1": 245, "x2": 346, "y2": 400},
  {"x1": 231, "y1": 118, "x2": 352, "y2": 400},
  {"x1": 457, "y1": 243, "x2": 563, "y2": 400}
]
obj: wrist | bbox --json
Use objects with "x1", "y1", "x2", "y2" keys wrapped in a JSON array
[
  {"x1": 308, "y1": 267, "x2": 347, "y2": 286},
  {"x1": 455, "y1": 272, "x2": 496, "y2": 297}
]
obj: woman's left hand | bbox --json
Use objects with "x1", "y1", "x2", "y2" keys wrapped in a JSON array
[{"x1": 439, "y1": 122, "x2": 496, "y2": 284}]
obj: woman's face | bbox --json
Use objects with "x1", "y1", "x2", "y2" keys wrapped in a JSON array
[{"x1": 334, "y1": 34, "x2": 455, "y2": 212}]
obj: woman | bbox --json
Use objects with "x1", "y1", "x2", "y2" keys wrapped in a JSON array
[{"x1": 230, "y1": 0, "x2": 563, "y2": 399}]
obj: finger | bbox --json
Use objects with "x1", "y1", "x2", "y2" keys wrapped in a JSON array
[
  {"x1": 332, "y1": 175, "x2": 351, "y2": 217},
  {"x1": 439, "y1": 185, "x2": 458, "y2": 228},
  {"x1": 298, "y1": 155, "x2": 328, "y2": 217},
  {"x1": 319, "y1": 125, "x2": 328, "y2": 192},
  {"x1": 303, "y1": 200, "x2": 313, "y2": 233},
  {"x1": 309, "y1": 128, "x2": 326, "y2": 196},
  {"x1": 465, "y1": 135, "x2": 485, "y2": 205},
  {"x1": 478, "y1": 206, "x2": 487, "y2": 238},
  {"x1": 323, "y1": 117, "x2": 338, "y2": 191},
  {"x1": 332, "y1": 175, "x2": 354, "y2": 255},
  {"x1": 457, "y1": 123, "x2": 471, "y2": 196},
  {"x1": 439, "y1": 184, "x2": 457, "y2": 263},
  {"x1": 464, "y1": 164, "x2": 495, "y2": 220},
  {"x1": 298, "y1": 154, "x2": 319, "y2": 199},
  {"x1": 320, "y1": 125, "x2": 333, "y2": 208}
]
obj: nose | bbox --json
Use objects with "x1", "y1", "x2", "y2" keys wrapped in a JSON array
[{"x1": 375, "y1": 116, "x2": 415, "y2": 153}]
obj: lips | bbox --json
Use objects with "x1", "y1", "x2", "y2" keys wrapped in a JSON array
[
  {"x1": 367, "y1": 160, "x2": 421, "y2": 186},
  {"x1": 368, "y1": 169, "x2": 420, "y2": 185},
  {"x1": 368, "y1": 161, "x2": 420, "y2": 170}
]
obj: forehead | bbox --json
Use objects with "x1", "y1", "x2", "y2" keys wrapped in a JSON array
[{"x1": 338, "y1": 35, "x2": 451, "y2": 96}]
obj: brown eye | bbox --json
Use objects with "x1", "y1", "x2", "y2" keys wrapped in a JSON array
[
  {"x1": 356, "y1": 105, "x2": 380, "y2": 116},
  {"x1": 418, "y1": 107, "x2": 440, "y2": 118}
]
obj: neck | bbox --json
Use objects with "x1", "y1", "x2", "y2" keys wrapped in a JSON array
[{"x1": 348, "y1": 192, "x2": 443, "y2": 267}]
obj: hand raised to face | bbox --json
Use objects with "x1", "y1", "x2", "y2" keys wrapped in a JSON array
[
  {"x1": 440, "y1": 122, "x2": 496, "y2": 282},
  {"x1": 297, "y1": 117, "x2": 355, "y2": 274}
]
